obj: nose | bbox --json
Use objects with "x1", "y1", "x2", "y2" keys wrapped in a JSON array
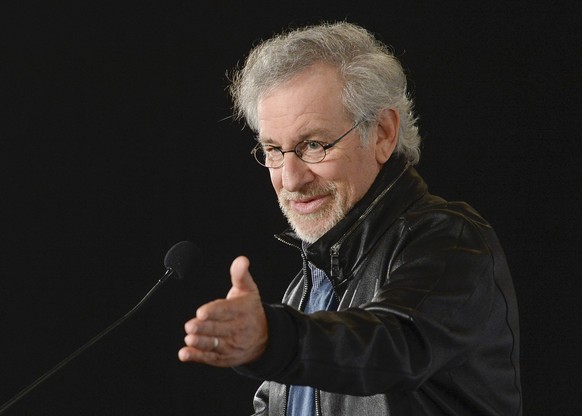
[{"x1": 280, "y1": 152, "x2": 315, "y2": 192}]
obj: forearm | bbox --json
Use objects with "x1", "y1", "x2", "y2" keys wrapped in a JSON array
[{"x1": 236, "y1": 303, "x2": 433, "y2": 395}]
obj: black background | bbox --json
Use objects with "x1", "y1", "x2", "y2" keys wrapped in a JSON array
[{"x1": 1, "y1": 1, "x2": 581, "y2": 415}]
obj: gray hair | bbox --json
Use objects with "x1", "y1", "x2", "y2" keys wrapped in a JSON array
[{"x1": 229, "y1": 21, "x2": 421, "y2": 165}]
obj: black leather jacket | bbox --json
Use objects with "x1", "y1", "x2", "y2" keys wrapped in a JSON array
[{"x1": 236, "y1": 156, "x2": 522, "y2": 415}]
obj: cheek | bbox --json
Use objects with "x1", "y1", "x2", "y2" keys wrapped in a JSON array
[
  {"x1": 269, "y1": 169, "x2": 282, "y2": 192},
  {"x1": 340, "y1": 182, "x2": 358, "y2": 206},
  {"x1": 340, "y1": 159, "x2": 377, "y2": 202}
]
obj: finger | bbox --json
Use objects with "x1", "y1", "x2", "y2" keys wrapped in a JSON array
[
  {"x1": 178, "y1": 346, "x2": 232, "y2": 368},
  {"x1": 184, "y1": 317, "x2": 234, "y2": 338},
  {"x1": 194, "y1": 298, "x2": 247, "y2": 324},
  {"x1": 184, "y1": 333, "x2": 220, "y2": 351},
  {"x1": 227, "y1": 256, "x2": 259, "y2": 298},
  {"x1": 179, "y1": 346, "x2": 218, "y2": 363},
  {"x1": 195, "y1": 298, "x2": 224, "y2": 321}
]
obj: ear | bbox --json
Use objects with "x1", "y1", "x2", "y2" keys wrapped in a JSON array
[{"x1": 374, "y1": 108, "x2": 399, "y2": 164}]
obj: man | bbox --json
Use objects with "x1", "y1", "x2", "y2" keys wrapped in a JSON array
[{"x1": 178, "y1": 22, "x2": 522, "y2": 415}]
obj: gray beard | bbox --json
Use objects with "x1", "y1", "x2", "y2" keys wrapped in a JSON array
[{"x1": 278, "y1": 182, "x2": 348, "y2": 243}]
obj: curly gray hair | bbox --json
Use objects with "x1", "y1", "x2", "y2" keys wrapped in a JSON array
[{"x1": 229, "y1": 21, "x2": 421, "y2": 165}]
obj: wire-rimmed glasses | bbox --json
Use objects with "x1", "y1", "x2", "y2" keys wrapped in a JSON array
[{"x1": 250, "y1": 121, "x2": 362, "y2": 168}]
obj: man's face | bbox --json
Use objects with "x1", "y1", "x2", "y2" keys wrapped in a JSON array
[{"x1": 256, "y1": 63, "x2": 389, "y2": 243}]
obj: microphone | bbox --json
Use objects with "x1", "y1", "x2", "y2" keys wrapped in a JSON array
[
  {"x1": 164, "y1": 240, "x2": 199, "y2": 280},
  {"x1": 0, "y1": 241, "x2": 200, "y2": 415}
]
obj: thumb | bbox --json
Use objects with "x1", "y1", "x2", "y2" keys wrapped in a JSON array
[{"x1": 227, "y1": 256, "x2": 258, "y2": 299}]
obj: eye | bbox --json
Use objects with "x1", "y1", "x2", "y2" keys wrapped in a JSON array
[
  {"x1": 261, "y1": 145, "x2": 282, "y2": 159},
  {"x1": 261, "y1": 145, "x2": 276, "y2": 153},
  {"x1": 303, "y1": 141, "x2": 324, "y2": 152}
]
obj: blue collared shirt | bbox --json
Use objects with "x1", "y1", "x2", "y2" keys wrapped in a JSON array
[{"x1": 286, "y1": 260, "x2": 338, "y2": 416}]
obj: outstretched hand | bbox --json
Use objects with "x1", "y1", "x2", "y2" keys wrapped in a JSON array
[{"x1": 178, "y1": 256, "x2": 268, "y2": 367}]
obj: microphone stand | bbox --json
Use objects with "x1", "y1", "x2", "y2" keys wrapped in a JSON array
[{"x1": 0, "y1": 268, "x2": 176, "y2": 415}]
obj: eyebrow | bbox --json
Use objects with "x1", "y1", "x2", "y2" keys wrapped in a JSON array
[{"x1": 256, "y1": 127, "x2": 335, "y2": 146}]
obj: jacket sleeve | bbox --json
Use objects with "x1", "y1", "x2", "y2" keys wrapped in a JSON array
[{"x1": 236, "y1": 212, "x2": 503, "y2": 395}]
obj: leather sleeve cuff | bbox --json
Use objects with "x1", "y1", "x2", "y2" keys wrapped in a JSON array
[{"x1": 233, "y1": 303, "x2": 298, "y2": 380}]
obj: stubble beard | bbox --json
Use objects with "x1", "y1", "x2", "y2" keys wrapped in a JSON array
[{"x1": 278, "y1": 182, "x2": 349, "y2": 244}]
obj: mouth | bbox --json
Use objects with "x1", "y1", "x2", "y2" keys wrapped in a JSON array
[{"x1": 289, "y1": 195, "x2": 330, "y2": 215}]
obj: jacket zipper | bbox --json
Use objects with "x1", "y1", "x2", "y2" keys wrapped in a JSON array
[
  {"x1": 273, "y1": 235, "x2": 310, "y2": 416},
  {"x1": 330, "y1": 163, "x2": 410, "y2": 279},
  {"x1": 273, "y1": 235, "x2": 311, "y2": 312},
  {"x1": 282, "y1": 385, "x2": 288, "y2": 416},
  {"x1": 315, "y1": 388, "x2": 322, "y2": 416},
  {"x1": 275, "y1": 164, "x2": 408, "y2": 415}
]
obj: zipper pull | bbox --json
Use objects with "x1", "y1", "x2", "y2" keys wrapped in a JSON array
[{"x1": 330, "y1": 244, "x2": 340, "y2": 278}]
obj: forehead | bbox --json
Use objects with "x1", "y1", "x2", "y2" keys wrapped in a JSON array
[{"x1": 257, "y1": 64, "x2": 348, "y2": 140}]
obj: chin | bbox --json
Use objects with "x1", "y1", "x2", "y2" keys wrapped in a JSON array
[
  {"x1": 292, "y1": 227, "x2": 324, "y2": 244},
  {"x1": 281, "y1": 196, "x2": 349, "y2": 244},
  {"x1": 289, "y1": 217, "x2": 337, "y2": 244}
]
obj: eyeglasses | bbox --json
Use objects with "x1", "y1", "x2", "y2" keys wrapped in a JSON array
[{"x1": 251, "y1": 121, "x2": 362, "y2": 168}]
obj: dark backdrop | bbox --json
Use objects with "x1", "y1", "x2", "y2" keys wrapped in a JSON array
[{"x1": 1, "y1": 1, "x2": 580, "y2": 415}]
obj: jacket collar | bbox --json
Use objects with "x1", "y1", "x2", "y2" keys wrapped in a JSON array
[{"x1": 275, "y1": 155, "x2": 428, "y2": 286}]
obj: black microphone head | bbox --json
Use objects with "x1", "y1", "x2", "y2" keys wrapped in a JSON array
[{"x1": 164, "y1": 241, "x2": 200, "y2": 280}]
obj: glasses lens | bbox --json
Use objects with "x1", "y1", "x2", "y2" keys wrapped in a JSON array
[
  {"x1": 297, "y1": 141, "x2": 326, "y2": 163},
  {"x1": 253, "y1": 145, "x2": 283, "y2": 167}
]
